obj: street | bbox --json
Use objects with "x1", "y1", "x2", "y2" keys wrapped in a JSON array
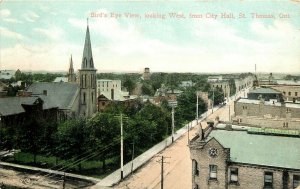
[{"x1": 113, "y1": 89, "x2": 248, "y2": 189}]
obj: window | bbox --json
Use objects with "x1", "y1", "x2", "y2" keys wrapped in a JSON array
[
  {"x1": 230, "y1": 168, "x2": 238, "y2": 183},
  {"x1": 294, "y1": 175, "x2": 300, "y2": 188},
  {"x1": 288, "y1": 92, "x2": 291, "y2": 96},
  {"x1": 92, "y1": 92, "x2": 94, "y2": 103},
  {"x1": 194, "y1": 184, "x2": 199, "y2": 189},
  {"x1": 283, "y1": 91, "x2": 286, "y2": 95},
  {"x1": 192, "y1": 159, "x2": 199, "y2": 176},
  {"x1": 83, "y1": 92, "x2": 86, "y2": 104},
  {"x1": 264, "y1": 172, "x2": 273, "y2": 188},
  {"x1": 209, "y1": 165, "x2": 217, "y2": 179},
  {"x1": 295, "y1": 92, "x2": 298, "y2": 97}
]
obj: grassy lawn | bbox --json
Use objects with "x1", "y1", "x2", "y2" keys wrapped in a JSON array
[{"x1": 4, "y1": 152, "x2": 117, "y2": 179}]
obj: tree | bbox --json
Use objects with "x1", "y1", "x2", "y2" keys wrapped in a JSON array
[
  {"x1": 56, "y1": 118, "x2": 89, "y2": 172},
  {"x1": 209, "y1": 87, "x2": 224, "y2": 105},
  {"x1": 176, "y1": 87, "x2": 206, "y2": 128},
  {"x1": 141, "y1": 82, "x2": 154, "y2": 96},
  {"x1": 123, "y1": 76, "x2": 136, "y2": 94},
  {"x1": 16, "y1": 118, "x2": 44, "y2": 164},
  {"x1": 87, "y1": 113, "x2": 120, "y2": 172},
  {"x1": 229, "y1": 79, "x2": 236, "y2": 96}
]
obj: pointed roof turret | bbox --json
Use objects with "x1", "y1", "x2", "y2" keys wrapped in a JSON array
[
  {"x1": 81, "y1": 18, "x2": 95, "y2": 70},
  {"x1": 69, "y1": 55, "x2": 74, "y2": 71}
]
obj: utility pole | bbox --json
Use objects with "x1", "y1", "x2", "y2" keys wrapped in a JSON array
[
  {"x1": 120, "y1": 113, "x2": 124, "y2": 180},
  {"x1": 131, "y1": 141, "x2": 135, "y2": 175},
  {"x1": 212, "y1": 87, "x2": 214, "y2": 113},
  {"x1": 187, "y1": 122, "x2": 190, "y2": 145},
  {"x1": 156, "y1": 156, "x2": 170, "y2": 189},
  {"x1": 161, "y1": 156, "x2": 164, "y2": 189},
  {"x1": 229, "y1": 104, "x2": 231, "y2": 122},
  {"x1": 171, "y1": 106, "x2": 175, "y2": 143},
  {"x1": 62, "y1": 172, "x2": 66, "y2": 189},
  {"x1": 196, "y1": 92, "x2": 198, "y2": 124}
]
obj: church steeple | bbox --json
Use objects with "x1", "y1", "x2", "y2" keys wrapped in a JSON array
[
  {"x1": 81, "y1": 18, "x2": 94, "y2": 70},
  {"x1": 78, "y1": 19, "x2": 97, "y2": 117},
  {"x1": 68, "y1": 55, "x2": 76, "y2": 83}
]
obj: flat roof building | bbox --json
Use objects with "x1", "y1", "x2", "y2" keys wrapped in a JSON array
[{"x1": 189, "y1": 123, "x2": 300, "y2": 189}]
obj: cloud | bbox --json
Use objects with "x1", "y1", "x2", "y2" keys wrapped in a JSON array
[
  {"x1": 33, "y1": 26, "x2": 65, "y2": 41},
  {"x1": 0, "y1": 9, "x2": 22, "y2": 23},
  {"x1": 23, "y1": 11, "x2": 39, "y2": 22},
  {"x1": 0, "y1": 9, "x2": 10, "y2": 17},
  {"x1": 0, "y1": 27, "x2": 24, "y2": 40}
]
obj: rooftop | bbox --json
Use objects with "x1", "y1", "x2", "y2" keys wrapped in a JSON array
[
  {"x1": 206, "y1": 125, "x2": 300, "y2": 170},
  {"x1": 0, "y1": 97, "x2": 52, "y2": 116},
  {"x1": 248, "y1": 87, "x2": 281, "y2": 94},
  {"x1": 237, "y1": 98, "x2": 300, "y2": 109},
  {"x1": 26, "y1": 82, "x2": 79, "y2": 110}
]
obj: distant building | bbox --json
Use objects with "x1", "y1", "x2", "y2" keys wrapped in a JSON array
[
  {"x1": 142, "y1": 67, "x2": 150, "y2": 80},
  {"x1": 53, "y1": 77, "x2": 68, "y2": 83},
  {"x1": 97, "y1": 79, "x2": 122, "y2": 99},
  {"x1": 233, "y1": 97, "x2": 300, "y2": 130},
  {"x1": 0, "y1": 70, "x2": 15, "y2": 80},
  {"x1": 179, "y1": 81, "x2": 194, "y2": 88},
  {"x1": 261, "y1": 80, "x2": 300, "y2": 103},
  {"x1": 208, "y1": 77, "x2": 230, "y2": 98},
  {"x1": 247, "y1": 87, "x2": 283, "y2": 101},
  {"x1": 189, "y1": 123, "x2": 300, "y2": 189},
  {"x1": 234, "y1": 75, "x2": 254, "y2": 93},
  {"x1": 154, "y1": 84, "x2": 182, "y2": 105}
]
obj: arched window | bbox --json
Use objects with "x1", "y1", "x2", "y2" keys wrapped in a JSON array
[
  {"x1": 192, "y1": 159, "x2": 199, "y2": 176},
  {"x1": 83, "y1": 92, "x2": 86, "y2": 104},
  {"x1": 92, "y1": 92, "x2": 94, "y2": 103},
  {"x1": 90, "y1": 58, "x2": 93, "y2": 67}
]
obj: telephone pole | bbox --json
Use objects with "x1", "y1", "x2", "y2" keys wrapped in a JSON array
[
  {"x1": 120, "y1": 113, "x2": 124, "y2": 180},
  {"x1": 229, "y1": 104, "x2": 231, "y2": 122},
  {"x1": 171, "y1": 106, "x2": 175, "y2": 143},
  {"x1": 196, "y1": 92, "x2": 198, "y2": 124},
  {"x1": 212, "y1": 87, "x2": 215, "y2": 113},
  {"x1": 156, "y1": 156, "x2": 170, "y2": 189}
]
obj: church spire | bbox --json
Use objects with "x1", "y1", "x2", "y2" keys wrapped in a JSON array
[
  {"x1": 68, "y1": 54, "x2": 76, "y2": 83},
  {"x1": 69, "y1": 55, "x2": 74, "y2": 70},
  {"x1": 81, "y1": 18, "x2": 94, "y2": 70}
]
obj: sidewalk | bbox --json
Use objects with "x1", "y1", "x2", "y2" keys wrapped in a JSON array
[
  {"x1": 93, "y1": 106, "x2": 220, "y2": 188},
  {"x1": 0, "y1": 161, "x2": 101, "y2": 184}
]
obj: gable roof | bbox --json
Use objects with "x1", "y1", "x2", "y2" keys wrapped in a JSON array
[
  {"x1": 26, "y1": 82, "x2": 79, "y2": 110},
  {"x1": 206, "y1": 129, "x2": 300, "y2": 170},
  {"x1": 0, "y1": 97, "x2": 43, "y2": 116}
]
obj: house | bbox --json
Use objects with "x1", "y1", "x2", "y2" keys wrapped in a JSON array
[{"x1": 189, "y1": 123, "x2": 300, "y2": 189}]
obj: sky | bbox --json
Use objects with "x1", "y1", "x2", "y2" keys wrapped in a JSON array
[{"x1": 0, "y1": 0, "x2": 300, "y2": 74}]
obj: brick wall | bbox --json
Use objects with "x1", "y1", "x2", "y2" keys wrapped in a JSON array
[{"x1": 234, "y1": 101, "x2": 300, "y2": 119}]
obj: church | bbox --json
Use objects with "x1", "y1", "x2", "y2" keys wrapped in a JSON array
[{"x1": 26, "y1": 21, "x2": 97, "y2": 119}]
